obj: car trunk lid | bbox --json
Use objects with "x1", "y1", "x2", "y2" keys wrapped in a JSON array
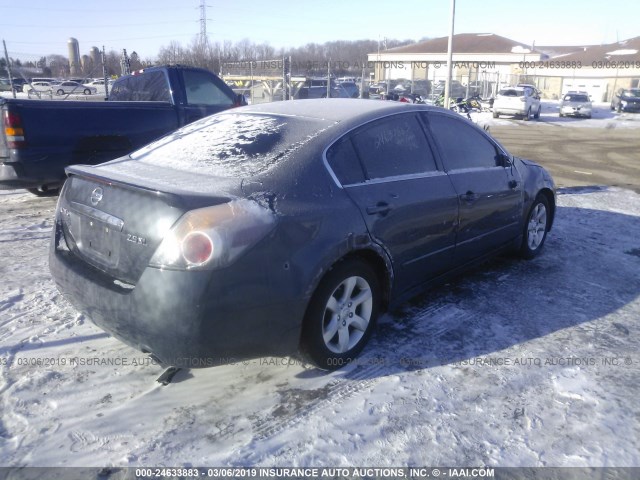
[{"x1": 58, "y1": 162, "x2": 243, "y2": 285}]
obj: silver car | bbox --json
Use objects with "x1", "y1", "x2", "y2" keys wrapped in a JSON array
[
  {"x1": 53, "y1": 81, "x2": 97, "y2": 95},
  {"x1": 559, "y1": 92, "x2": 592, "y2": 118},
  {"x1": 493, "y1": 86, "x2": 541, "y2": 120}
]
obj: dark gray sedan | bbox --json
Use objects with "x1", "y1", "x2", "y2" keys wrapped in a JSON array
[{"x1": 49, "y1": 99, "x2": 556, "y2": 370}]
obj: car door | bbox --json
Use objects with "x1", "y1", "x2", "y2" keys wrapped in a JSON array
[
  {"x1": 326, "y1": 112, "x2": 459, "y2": 294},
  {"x1": 423, "y1": 112, "x2": 523, "y2": 266}
]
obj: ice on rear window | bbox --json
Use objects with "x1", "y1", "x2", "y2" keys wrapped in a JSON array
[{"x1": 127, "y1": 113, "x2": 330, "y2": 177}]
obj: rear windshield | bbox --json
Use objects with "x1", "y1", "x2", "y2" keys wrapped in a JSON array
[
  {"x1": 498, "y1": 89, "x2": 523, "y2": 97},
  {"x1": 129, "y1": 113, "x2": 331, "y2": 177},
  {"x1": 564, "y1": 94, "x2": 589, "y2": 102}
]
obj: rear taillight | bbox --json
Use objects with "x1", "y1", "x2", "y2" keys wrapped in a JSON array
[
  {"x1": 182, "y1": 232, "x2": 214, "y2": 266},
  {"x1": 3, "y1": 110, "x2": 26, "y2": 148},
  {"x1": 149, "y1": 199, "x2": 275, "y2": 271}
]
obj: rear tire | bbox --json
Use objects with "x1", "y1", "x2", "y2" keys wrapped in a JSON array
[
  {"x1": 300, "y1": 259, "x2": 381, "y2": 370},
  {"x1": 492, "y1": 111, "x2": 499, "y2": 118},
  {"x1": 534, "y1": 106, "x2": 541, "y2": 119},
  {"x1": 83, "y1": 88, "x2": 91, "y2": 95},
  {"x1": 520, "y1": 194, "x2": 551, "y2": 259},
  {"x1": 27, "y1": 187, "x2": 59, "y2": 197},
  {"x1": 56, "y1": 89, "x2": 64, "y2": 95},
  {"x1": 523, "y1": 107, "x2": 531, "y2": 121}
]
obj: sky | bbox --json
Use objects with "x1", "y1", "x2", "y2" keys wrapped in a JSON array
[{"x1": 1, "y1": 0, "x2": 639, "y2": 62}]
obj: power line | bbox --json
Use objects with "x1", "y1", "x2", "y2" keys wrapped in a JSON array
[{"x1": 0, "y1": 21, "x2": 195, "y2": 29}]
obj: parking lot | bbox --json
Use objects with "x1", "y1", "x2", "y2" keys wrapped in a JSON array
[
  {"x1": 486, "y1": 103, "x2": 640, "y2": 193},
  {"x1": 0, "y1": 119, "x2": 639, "y2": 467}
]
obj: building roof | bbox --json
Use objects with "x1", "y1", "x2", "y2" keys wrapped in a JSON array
[
  {"x1": 552, "y1": 37, "x2": 640, "y2": 63},
  {"x1": 382, "y1": 33, "x2": 541, "y2": 55},
  {"x1": 536, "y1": 45, "x2": 596, "y2": 58}
]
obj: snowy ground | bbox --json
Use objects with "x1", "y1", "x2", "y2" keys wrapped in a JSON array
[{"x1": 0, "y1": 185, "x2": 639, "y2": 468}]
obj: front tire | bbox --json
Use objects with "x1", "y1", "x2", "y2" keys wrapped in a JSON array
[
  {"x1": 56, "y1": 89, "x2": 64, "y2": 95},
  {"x1": 520, "y1": 194, "x2": 550, "y2": 259},
  {"x1": 492, "y1": 110, "x2": 499, "y2": 118},
  {"x1": 83, "y1": 88, "x2": 91, "y2": 95},
  {"x1": 300, "y1": 259, "x2": 381, "y2": 370}
]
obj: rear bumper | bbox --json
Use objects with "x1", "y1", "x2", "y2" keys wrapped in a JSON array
[
  {"x1": 49, "y1": 227, "x2": 305, "y2": 366},
  {"x1": 560, "y1": 106, "x2": 592, "y2": 117},
  {"x1": 494, "y1": 106, "x2": 527, "y2": 116}
]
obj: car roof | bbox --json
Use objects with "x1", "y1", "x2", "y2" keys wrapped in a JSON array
[
  {"x1": 238, "y1": 98, "x2": 433, "y2": 122},
  {"x1": 228, "y1": 99, "x2": 452, "y2": 147}
]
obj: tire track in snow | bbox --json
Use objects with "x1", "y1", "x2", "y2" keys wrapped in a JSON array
[{"x1": 246, "y1": 302, "x2": 465, "y2": 443}]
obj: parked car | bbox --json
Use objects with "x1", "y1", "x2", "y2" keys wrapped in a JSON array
[
  {"x1": 0, "y1": 78, "x2": 14, "y2": 92},
  {"x1": 5, "y1": 78, "x2": 28, "y2": 92},
  {"x1": 293, "y1": 85, "x2": 349, "y2": 99},
  {"x1": 339, "y1": 81, "x2": 360, "y2": 98},
  {"x1": 432, "y1": 80, "x2": 466, "y2": 99},
  {"x1": 53, "y1": 81, "x2": 97, "y2": 95},
  {"x1": 492, "y1": 86, "x2": 541, "y2": 120},
  {"x1": 610, "y1": 88, "x2": 640, "y2": 113},
  {"x1": 559, "y1": 92, "x2": 592, "y2": 118},
  {"x1": 84, "y1": 79, "x2": 105, "y2": 87},
  {"x1": 23, "y1": 81, "x2": 53, "y2": 94},
  {"x1": 49, "y1": 99, "x2": 556, "y2": 371}
]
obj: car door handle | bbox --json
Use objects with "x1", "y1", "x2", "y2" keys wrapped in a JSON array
[
  {"x1": 460, "y1": 191, "x2": 480, "y2": 203},
  {"x1": 366, "y1": 202, "x2": 392, "y2": 215},
  {"x1": 509, "y1": 180, "x2": 519, "y2": 189}
]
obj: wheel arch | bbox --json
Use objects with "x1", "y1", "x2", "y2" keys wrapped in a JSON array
[
  {"x1": 537, "y1": 188, "x2": 556, "y2": 231},
  {"x1": 303, "y1": 246, "x2": 394, "y2": 321},
  {"x1": 338, "y1": 248, "x2": 393, "y2": 312}
]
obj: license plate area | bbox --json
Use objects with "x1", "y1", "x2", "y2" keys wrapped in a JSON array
[{"x1": 69, "y1": 202, "x2": 124, "y2": 269}]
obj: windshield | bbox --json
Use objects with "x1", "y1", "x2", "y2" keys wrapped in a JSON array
[
  {"x1": 623, "y1": 89, "x2": 640, "y2": 98},
  {"x1": 128, "y1": 113, "x2": 331, "y2": 178}
]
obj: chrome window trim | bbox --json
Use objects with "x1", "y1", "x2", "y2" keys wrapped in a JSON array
[{"x1": 344, "y1": 170, "x2": 448, "y2": 188}]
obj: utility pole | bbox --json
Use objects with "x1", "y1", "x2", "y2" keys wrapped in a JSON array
[
  {"x1": 327, "y1": 59, "x2": 331, "y2": 98},
  {"x1": 102, "y1": 46, "x2": 109, "y2": 98},
  {"x1": 444, "y1": 0, "x2": 456, "y2": 109},
  {"x1": 2, "y1": 40, "x2": 16, "y2": 99}
]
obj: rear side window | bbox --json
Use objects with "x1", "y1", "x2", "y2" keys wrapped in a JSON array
[
  {"x1": 183, "y1": 70, "x2": 235, "y2": 106},
  {"x1": 326, "y1": 137, "x2": 365, "y2": 185},
  {"x1": 350, "y1": 114, "x2": 437, "y2": 180},
  {"x1": 109, "y1": 71, "x2": 171, "y2": 102},
  {"x1": 427, "y1": 114, "x2": 499, "y2": 170}
]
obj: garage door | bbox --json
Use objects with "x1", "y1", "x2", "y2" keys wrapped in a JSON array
[{"x1": 562, "y1": 78, "x2": 606, "y2": 102}]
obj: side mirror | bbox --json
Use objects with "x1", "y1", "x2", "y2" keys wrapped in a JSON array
[{"x1": 498, "y1": 153, "x2": 512, "y2": 167}]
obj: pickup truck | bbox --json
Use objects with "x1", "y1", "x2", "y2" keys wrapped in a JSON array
[{"x1": 0, "y1": 65, "x2": 244, "y2": 195}]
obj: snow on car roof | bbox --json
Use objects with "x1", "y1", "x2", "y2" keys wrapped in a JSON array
[{"x1": 238, "y1": 98, "x2": 427, "y2": 122}]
